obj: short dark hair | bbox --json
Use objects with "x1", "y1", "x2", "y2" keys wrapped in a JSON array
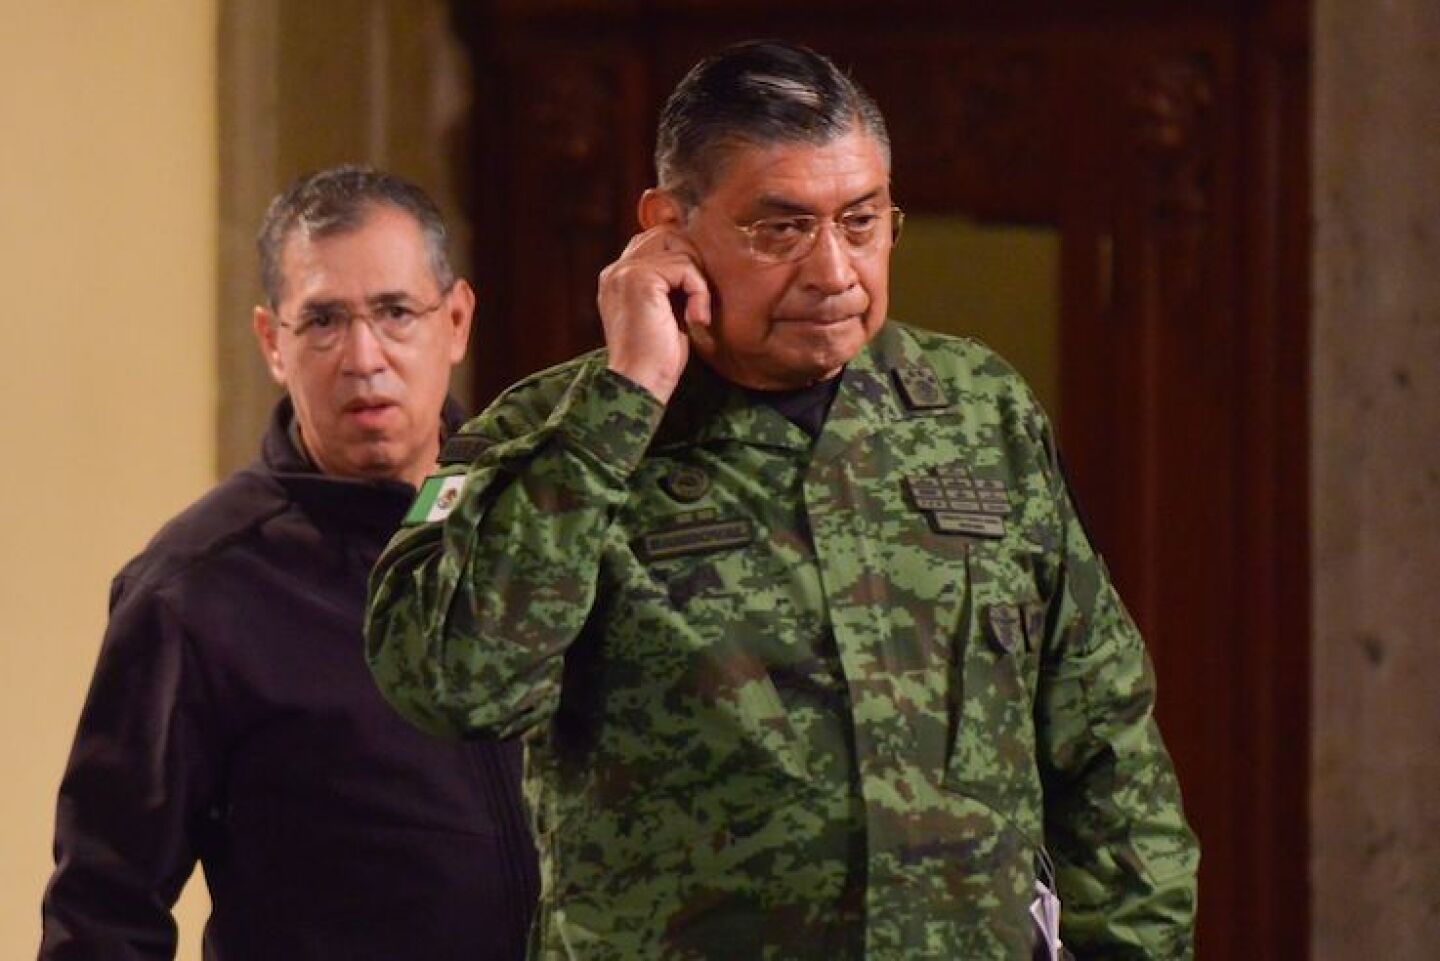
[
  {"x1": 256, "y1": 165, "x2": 454, "y2": 308},
  {"x1": 654, "y1": 40, "x2": 891, "y2": 206}
]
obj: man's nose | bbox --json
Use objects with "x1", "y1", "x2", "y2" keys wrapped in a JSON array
[
  {"x1": 801, "y1": 222, "x2": 860, "y2": 293},
  {"x1": 339, "y1": 315, "x2": 389, "y2": 375}
]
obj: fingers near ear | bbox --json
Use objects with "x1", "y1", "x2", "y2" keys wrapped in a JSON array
[
  {"x1": 682, "y1": 274, "x2": 712, "y2": 327},
  {"x1": 686, "y1": 293, "x2": 717, "y2": 357}
]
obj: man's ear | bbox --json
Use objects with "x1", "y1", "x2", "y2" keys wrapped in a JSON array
[
  {"x1": 638, "y1": 188, "x2": 686, "y2": 230},
  {"x1": 444, "y1": 279, "x2": 476, "y2": 366},
  {"x1": 252, "y1": 306, "x2": 288, "y2": 386}
]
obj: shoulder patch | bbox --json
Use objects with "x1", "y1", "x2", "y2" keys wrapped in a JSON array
[{"x1": 404, "y1": 473, "x2": 467, "y2": 526}]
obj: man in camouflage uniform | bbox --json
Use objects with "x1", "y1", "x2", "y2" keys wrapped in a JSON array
[{"x1": 367, "y1": 40, "x2": 1198, "y2": 960}]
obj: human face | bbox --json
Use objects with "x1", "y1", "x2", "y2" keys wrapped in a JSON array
[
  {"x1": 253, "y1": 205, "x2": 473, "y2": 489},
  {"x1": 670, "y1": 130, "x2": 893, "y2": 390}
]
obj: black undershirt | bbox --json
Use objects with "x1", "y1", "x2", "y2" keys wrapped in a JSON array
[{"x1": 743, "y1": 375, "x2": 843, "y2": 441}]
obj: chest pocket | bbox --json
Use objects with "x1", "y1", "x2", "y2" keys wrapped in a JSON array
[
  {"x1": 943, "y1": 540, "x2": 1048, "y2": 839},
  {"x1": 629, "y1": 509, "x2": 757, "y2": 613},
  {"x1": 619, "y1": 514, "x2": 821, "y2": 786}
]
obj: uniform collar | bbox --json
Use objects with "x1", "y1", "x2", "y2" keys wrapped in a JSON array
[
  {"x1": 652, "y1": 360, "x2": 813, "y2": 452},
  {"x1": 811, "y1": 320, "x2": 953, "y2": 466}
]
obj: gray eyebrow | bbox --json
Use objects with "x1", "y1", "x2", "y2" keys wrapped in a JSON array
[
  {"x1": 296, "y1": 298, "x2": 347, "y2": 315},
  {"x1": 297, "y1": 291, "x2": 423, "y2": 313}
]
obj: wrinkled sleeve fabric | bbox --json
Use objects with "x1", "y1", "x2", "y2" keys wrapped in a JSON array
[
  {"x1": 40, "y1": 574, "x2": 219, "y2": 961},
  {"x1": 365, "y1": 362, "x2": 664, "y2": 741},
  {"x1": 1028, "y1": 410, "x2": 1201, "y2": 959}
]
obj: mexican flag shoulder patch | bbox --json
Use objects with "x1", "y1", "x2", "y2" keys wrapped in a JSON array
[{"x1": 403, "y1": 473, "x2": 468, "y2": 526}]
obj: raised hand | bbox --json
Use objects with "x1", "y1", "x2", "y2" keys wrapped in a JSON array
[{"x1": 596, "y1": 224, "x2": 712, "y2": 404}]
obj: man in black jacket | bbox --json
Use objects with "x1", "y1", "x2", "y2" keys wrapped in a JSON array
[{"x1": 39, "y1": 166, "x2": 538, "y2": 960}]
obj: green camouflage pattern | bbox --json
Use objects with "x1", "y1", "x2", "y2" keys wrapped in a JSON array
[{"x1": 366, "y1": 321, "x2": 1199, "y2": 960}]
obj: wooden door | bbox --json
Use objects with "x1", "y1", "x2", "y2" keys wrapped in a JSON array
[{"x1": 451, "y1": 3, "x2": 1311, "y2": 956}]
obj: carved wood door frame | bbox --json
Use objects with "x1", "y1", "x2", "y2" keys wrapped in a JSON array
[{"x1": 452, "y1": 4, "x2": 1311, "y2": 957}]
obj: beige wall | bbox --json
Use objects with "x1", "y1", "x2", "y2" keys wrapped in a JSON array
[
  {"x1": 1312, "y1": 1, "x2": 1440, "y2": 957},
  {"x1": 0, "y1": 1, "x2": 218, "y2": 956}
]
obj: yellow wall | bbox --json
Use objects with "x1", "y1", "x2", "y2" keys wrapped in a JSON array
[
  {"x1": 889, "y1": 216, "x2": 1061, "y2": 423},
  {"x1": 0, "y1": 2, "x2": 217, "y2": 956}
]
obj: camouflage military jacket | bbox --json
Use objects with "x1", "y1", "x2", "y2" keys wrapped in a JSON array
[{"x1": 367, "y1": 322, "x2": 1199, "y2": 960}]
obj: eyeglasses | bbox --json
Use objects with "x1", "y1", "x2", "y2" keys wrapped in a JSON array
[
  {"x1": 275, "y1": 290, "x2": 449, "y2": 352},
  {"x1": 734, "y1": 205, "x2": 904, "y2": 264}
]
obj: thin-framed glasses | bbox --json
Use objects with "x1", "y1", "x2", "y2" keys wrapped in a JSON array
[
  {"x1": 275, "y1": 289, "x2": 450, "y2": 352},
  {"x1": 734, "y1": 205, "x2": 904, "y2": 264}
]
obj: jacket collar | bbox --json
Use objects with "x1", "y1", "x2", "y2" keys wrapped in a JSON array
[
  {"x1": 652, "y1": 359, "x2": 811, "y2": 453},
  {"x1": 811, "y1": 320, "x2": 953, "y2": 466},
  {"x1": 260, "y1": 395, "x2": 466, "y2": 533}
]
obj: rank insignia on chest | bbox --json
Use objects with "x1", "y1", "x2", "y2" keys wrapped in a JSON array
[
  {"x1": 904, "y1": 468, "x2": 1011, "y2": 539},
  {"x1": 891, "y1": 364, "x2": 950, "y2": 411}
]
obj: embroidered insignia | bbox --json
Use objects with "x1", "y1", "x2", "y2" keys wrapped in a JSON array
[
  {"x1": 930, "y1": 511, "x2": 1006, "y2": 538},
  {"x1": 636, "y1": 516, "x2": 754, "y2": 562},
  {"x1": 661, "y1": 464, "x2": 711, "y2": 503},
  {"x1": 904, "y1": 467, "x2": 1010, "y2": 538},
  {"x1": 404, "y1": 473, "x2": 467, "y2": 526},
  {"x1": 892, "y1": 364, "x2": 950, "y2": 411},
  {"x1": 987, "y1": 604, "x2": 1025, "y2": 654}
]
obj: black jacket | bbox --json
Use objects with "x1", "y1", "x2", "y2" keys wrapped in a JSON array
[{"x1": 40, "y1": 398, "x2": 538, "y2": 960}]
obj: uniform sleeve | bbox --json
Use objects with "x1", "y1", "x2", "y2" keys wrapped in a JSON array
[
  {"x1": 39, "y1": 576, "x2": 220, "y2": 961},
  {"x1": 365, "y1": 363, "x2": 664, "y2": 741},
  {"x1": 1031, "y1": 424, "x2": 1201, "y2": 959}
]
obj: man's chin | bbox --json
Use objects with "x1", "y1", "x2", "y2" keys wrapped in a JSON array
[
  {"x1": 698, "y1": 322, "x2": 875, "y2": 389},
  {"x1": 329, "y1": 441, "x2": 406, "y2": 482},
  {"x1": 772, "y1": 328, "x2": 870, "y2": 385}
]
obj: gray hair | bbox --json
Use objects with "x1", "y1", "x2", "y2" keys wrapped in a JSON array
[
  {"x1": 655, "y1": 40, "x2": 891, "y2": 206},
  {"x1": 256, "y1": 165, "x2": 454, "y2": 308}
]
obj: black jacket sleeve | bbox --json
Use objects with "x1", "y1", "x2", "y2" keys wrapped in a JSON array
[{"x1": 39, "y1": 574, "x2": 220, "y2": 961}]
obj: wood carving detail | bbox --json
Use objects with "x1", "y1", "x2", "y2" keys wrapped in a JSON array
[
  {"x1": 929, "y1": 53, "x2": 1044, "y2": 175},
  {"x1": 869, "y1": 48, "x2": 1054, "y2": 213},
  {"x1": 1130, "y1": 53, "x2": 1216, "y2": 229},
  {"x1": 524, "y1": 58, "x2": 624, "y2": 231}
]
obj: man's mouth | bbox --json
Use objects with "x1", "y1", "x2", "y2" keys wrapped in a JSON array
[
  {"x1": 776, "y1": 312, "x2": 861, "y2": 327},
  {"x1": 344, "y1": 396, "x2": 397, "y2": 413},
  {"x1": 343, "y1": 397, "x2": 399, "y2": 427}
]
